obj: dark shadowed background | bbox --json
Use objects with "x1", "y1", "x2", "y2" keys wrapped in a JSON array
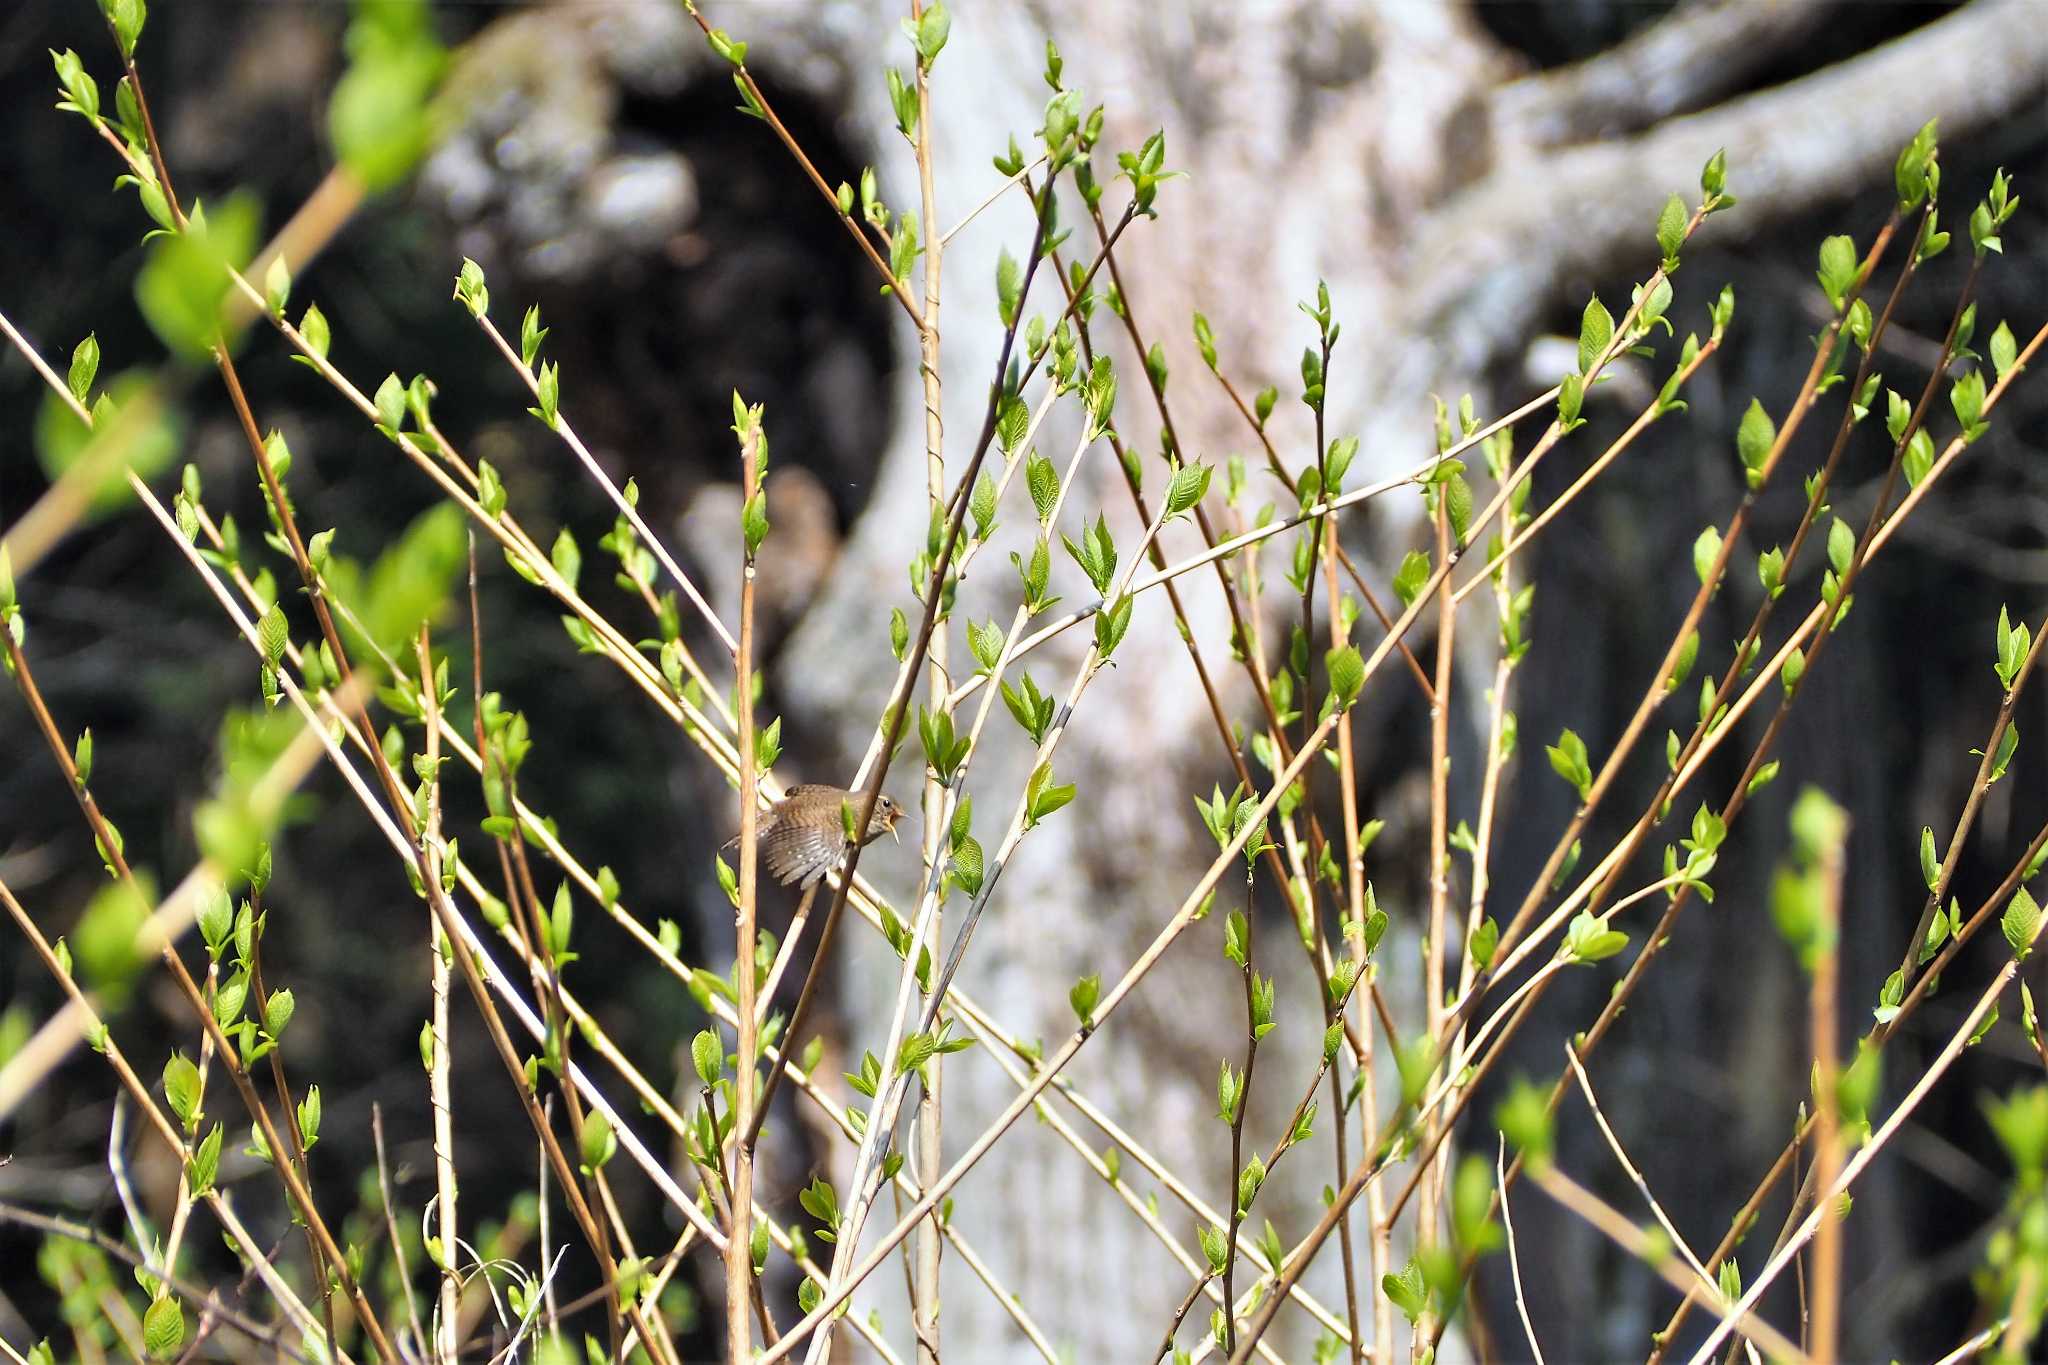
[{"x1": 2, "y1": 1, "x2": 2045, "y2": 1360}]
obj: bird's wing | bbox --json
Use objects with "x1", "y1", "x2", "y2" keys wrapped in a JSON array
[{"x1": 761, "y1": 818, "x2": 843, "y2": 889}]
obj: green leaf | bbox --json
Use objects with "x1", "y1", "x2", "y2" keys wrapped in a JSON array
[
  {"x1": 705, "y1": 27, "x2": 748, "y2": 66},
  {"x1": 2005, "y1": 887, "x2": 2041, "y2": 962},
  {"x1": 580, "y1": 1109, "x2": 615, "y2": 1172},
  {"x1": 1069, "y1": 972, "x2": 1101, "y2": 1026},
  {"x1": 1393, "y1": 550, "x2": 1431, "y2": 609},
  {"x1": 185, "y1": 1122, "x2": 221, "y2": 1198},
  {"x1": 1553, "y1": 372, "x2": 1582, "y2": 430},
  {"x1": 1816, "y1": 235, "x2": 1858, "y2": 312},
  {"x1": 1756, "y1": 545, "x2": 1785, "y2": 599},
  {"x1": 1989, "y1": 320, "x2": 2019, "y2": 383},
  {"x1": 528, "y1": 360, "x2": 561, "y2": 429},
  {"x1": 1893, "y1": 119, "x2": 1938, "y2": 209},
  {"x1": 212, "y1": 971, "x2": 248, "y2": 1029},
  {"x1": 263, "y1": 255, "x2": 290, "y2": 317},
  {"x1": 1735, "y1": 398, "x2": 1775, "y2": 487},
  {"x1": 950, "y1": 836, "x2": 984, "y2": 895},
  {"x1": 263, "y1": 987, "x2": 295, "y2": 1040},
  {"x1": 1164, "y1": 462, "x2": 1212, "y2": 518},
  {"x1": 107, "y1": 0, "x2": 148, "y2": 61},
  {"x1": 1836, "y1": 1042, "x2": 1881, "y2": 1133},
  {"x1": 967, "y1": 617, "x2": 1005, "y2": 673},
  {"x1": 1253, "y1": 385, "x2": 1276, "y2": 427},
  {"x1": 1564, "y1": 911, "x2": 1628, "y2": 964},
  {"x1": 1495, "y1": 1076, "x2": 1554, "y2": 1168},
  {"x1": 297, "y1": 303, "x2": 331, "y2": 362},
  {"x1": 1693, "y1": 527, "x2": 1723, "y2": 589},
  {"x1": 1001, "y1": 673, "x2": 1055, "y2": 744},
  {"x1": 743, "y1": 491, "x2": 770, "y2": 557},
  {"x1": 1546, "y1": 729, "x2": 1592, "y2": 802},
  {"x1": 692, "y1": 1029, "x2": 723, "y2": 1086},
  {"x1": 1467, "y1": 918, "x2": 1499, "y2": 971},
  {"x1": 296, "y1": 1085, "x2": 322, "y2": 1150},
  {"x1": 1983, "y1": 1086, "x2": 2048, "y2": 1190},
  {"x1": 1885, "y1": 387, "x2": 1913, "y2": 442},
  {"x1": 1826, "y1": 518, "x2": 1855, "y2": 578},
  {"x1": 135, "y1": 192, "x2": 262, "y2": 361},
  {"x1": 1966, "y1": 200, "x2": 1998, "y2": 258},
  {"x1": 1193, "y1": 312, "x2": 1217, "y2": 370},
  {"x1": 455, "y1": 259, "x2": 488, "y2": 318},
  {"x1": 995, "y1": 247, "x2": 1021, "y2": 326},
  {"x1": 142, "y1": 1295, "x2": 185, "y2": 1360},
  {"x1": 370, "y1": 372, "x2": 406, "y2": 434},
  {"x1": 1026, "y1": 761, "x2": 1077, "y2": 825},
  {"x1": 1061, "y1": 515, "x2": 1117, "y2": 595},
  {"x1": 1223, "y1": 908, "x2": 1248, "y2": 968},
  {"x1": 1656, "y1": 194, "x2": 1687, "y2": 265},
  {"x1": 910, "y1": 1, "x2": 951, "y2": 63},
  {"x1": 550, "y1": 528, "x2": 581, "y2": 592},
  {"x1": 845, "y1": 1049, "x2": 881, "y2": 1097},
  {"x1": 328, "y1": 6, "x2": 447, "y2": 193},
  {"x1": 1452, "y1": 1153, "x2": 1502, "y2": 1252},
  {"x1": 1382, "y1": 1260, "x2": 1427, "y2": 1325},
  {"x1": 50, "y1": 48, "x2": 100, "y2": 122},
  {"x1": 1951, "y1": 370, "x2": 1987, "y2": 439},
  {"x1": 799, "y1": 1176, "x2": 840, "y2": 1242},
  {"x1": 1920, "y1": 826, "x2": 1940, "y2": 893},
  {"x1": 72, "y1": 728, "x2": 94, "y2": 787},
  {"x1": 1781, "y1": 647, "x2": 1805, "y2": 697},
  {"x1": 68, "y1": 334, "x2": 99, "y2": 407},
  {"x1": 1235, "y1": 1154, "x2": 1266, "y2": 1213},
  {"x1": 163, "y1": 1052, "x2": 201, "y2": 1130},
  {"x1": 1666, "y1": 629, "x2": 1698, "y2": 693},
  {"x1": 1094, "y1": 594, "x2": 1135, "y2": 659},
  {"x1": 258, "y1": 602, "x2": 288, "y2": 667},
  {"x1": 1027, "y1": 449, "x2": 1059, "y2": 523},
  {"x1": 970, "y1": 472, "x2": 998, "y2": 540},
  {"x1": 1326, "y1": 645, "x2": 1364, "y2": 711},
  {"x1": 520, "y1": 303, "x2": 549, "y2": 370},
  {"x1": 1199, "y1": 1222, "x2": 1228, "y2": 1273},
  {"x1": 1902, "y1": 427, "x2": 1935, "y2": 488},
  {"x1": 1443, "y1": 472, "x2": 1473, "y2": 546},
  {"x1": 755, "y1": 715, "x2": 783, "y2": 770},
  {"x1": 1700, "y1": 147, "x2": 1728, "y2": 199},
  {"x1": 1577, "y1": 295, "x2": 1613, "y2": 375}
]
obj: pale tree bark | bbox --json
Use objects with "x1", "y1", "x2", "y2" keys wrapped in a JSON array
[
  {"x1": 771, "y1": 3, "x2": 2045, "y2": 1360},
  {"x1": 431, "y1": 1, "x2": 2048, "y2": 1358}
]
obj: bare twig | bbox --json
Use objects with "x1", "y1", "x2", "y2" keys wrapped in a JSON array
[
  {"x1": 372, "y1": 1103, "x2": 429, "y2": 1358},
  {"x1": 1497, "y1": 1142, "x2": 1543, "y2": 1365}
]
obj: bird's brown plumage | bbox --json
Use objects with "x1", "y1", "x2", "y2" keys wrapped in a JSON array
[{"x1": 744, "y1": 785, "x2": 902, "y2": 888}]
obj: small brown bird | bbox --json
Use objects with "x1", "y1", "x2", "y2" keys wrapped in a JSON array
[{"x1": 735, "y1": 785, "x2": 903, "y2": 889}]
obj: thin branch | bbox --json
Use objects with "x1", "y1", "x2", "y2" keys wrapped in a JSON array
[
  {"x1": 1530, "y1": 1165, "x2": 1810, "y2": 1365},
  {"x1": 728, "y1": 396, "x2": 766, "y2": 1363},
  {"x1": 1685, "y1": 950, "x2": 2029, "y2": 1364},
  {"x1": 760, "y1": 709, "x2": 1346, "y2": 1361},
  {"x1": 469, "y1": 306, "x2": 737, "y2": 658},
  {"x1": 1497, "y1": 1142, "x2": 1543, "y2": 1365},
  {"x1": 941, "y1": 153, "x2": 1048, "y2": 246},
  {"x1": 1562, "y1": 1044, "x2": 1712, "y2": 1286},
  {"x1": 0, "y1": 1202, "x2": 308, "y2": 1364},
  {"x1": 372, "y1": 1103, "x2": 429, "y2": 1358},
  {"x1": 1808, "y1": 834, "x2": 1847, "y2": 1365}
]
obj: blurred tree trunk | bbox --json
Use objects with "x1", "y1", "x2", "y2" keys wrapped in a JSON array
[{"x1": 770, "y1": 2, "x2": 2046, "y2": 1359}]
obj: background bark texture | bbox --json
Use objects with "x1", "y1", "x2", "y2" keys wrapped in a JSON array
[{"x1": 0, "y1": 2, "x2": 2044, "y2": 1361}]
